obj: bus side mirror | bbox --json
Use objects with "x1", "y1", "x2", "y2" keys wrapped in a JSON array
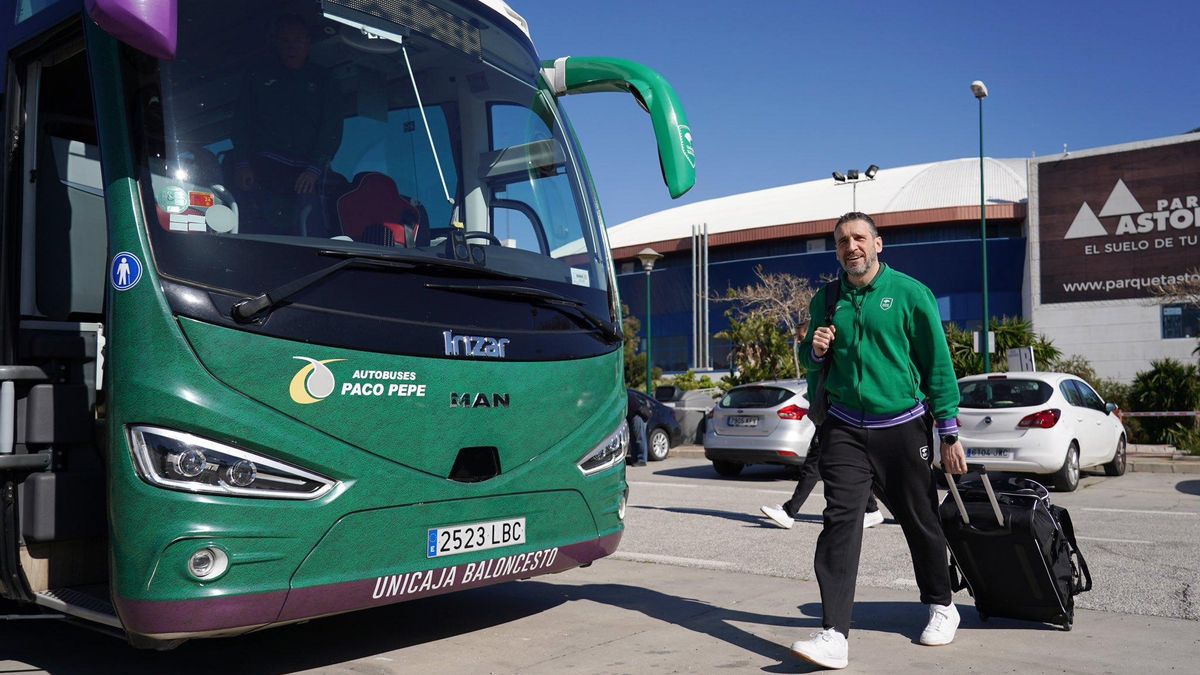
[
  {"x1": 86, "y1": 0, "x2": 177, "y2": 60},
  {"x1": 541, "y1": 57, "x2": 695, "y2": 199}
]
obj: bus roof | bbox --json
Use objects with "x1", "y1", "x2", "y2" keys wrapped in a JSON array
[{"x1": 1, "y1": 0, "x2": 534, "y2": 95}]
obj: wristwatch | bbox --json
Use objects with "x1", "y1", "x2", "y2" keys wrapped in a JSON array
[{"x1": 940, "y1": 433, "x2": 958, "y2": 445}]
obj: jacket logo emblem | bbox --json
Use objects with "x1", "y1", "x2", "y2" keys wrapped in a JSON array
[
  {"x1": 919, "y1": 445, "x2": 930, "y2": 460},
  {"x1": 880, "y1": 297, "x2": 894, "y2": 310}
]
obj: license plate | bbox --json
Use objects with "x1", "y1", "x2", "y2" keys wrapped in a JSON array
[
  {"x1": 427, "y1": 517, "x2": 526, "y2": 559},
  {"x1": 966, "y1": 448, "x2": 1013, "y2": 459},
  {"x1": 727, "y1": 416, "x2": 758, "y2": 427}
]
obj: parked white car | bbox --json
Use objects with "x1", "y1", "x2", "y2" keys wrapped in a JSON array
[
  {"x1": 949, "y1": 372, "x2": 1127, "y2": 491},
  {"x1": 702, "y1": 379, "x2": 815, "y2": 477}
]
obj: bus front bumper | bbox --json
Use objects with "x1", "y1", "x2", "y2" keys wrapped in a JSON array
[{"x1": 114, "y1": 530, "x2": 621, "y2": 640}]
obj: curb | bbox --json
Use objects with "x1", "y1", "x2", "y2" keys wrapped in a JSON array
[{"x1": 1128, "y1": 458, "x2": 1200, "y2": 474}]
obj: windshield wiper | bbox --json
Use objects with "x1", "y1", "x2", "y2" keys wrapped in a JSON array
[
  {"x1": 424, "y1": 282, "x2": 622, "y2": 344},
  {"x1": 232, "y1": 250, "x2": 524, "y2": 322}
]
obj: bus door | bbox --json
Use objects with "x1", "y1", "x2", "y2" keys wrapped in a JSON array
[{"x1": 0, "y1": 24, "x2": 112, "y2": 624}]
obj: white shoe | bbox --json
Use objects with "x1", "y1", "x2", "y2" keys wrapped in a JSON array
[
  {"x1": 760, "y1": 504, "x2": 794, "y2": 529},
  {"x1": 919, "y1": 603, "x2": 960, "y2": 646},
  {"x1": 862, "y1": 510, "x2": 885, "y2": 529},
  {"x1": 790, "y1": 628, "x2": 848, "y2": 669}
]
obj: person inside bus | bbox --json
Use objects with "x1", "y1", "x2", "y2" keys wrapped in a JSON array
[{"x1": 231, "y1": 13, "x2": 342, "y2": 236}]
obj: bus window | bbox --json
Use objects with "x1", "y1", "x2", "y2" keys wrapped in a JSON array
[{"x1": 491, "y1": 203, "x2": 544, "y2": 253}]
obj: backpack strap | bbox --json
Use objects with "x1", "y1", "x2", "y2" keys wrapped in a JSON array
[
  {"x1": 822, "y1": 278, "x2": 840, "y2": 324},
  {"x1": 817, "y1": 278, "x2": 840, "y2": 376}
]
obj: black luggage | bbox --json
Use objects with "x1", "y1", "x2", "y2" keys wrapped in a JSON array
[{"x1": 939, "y1": 465, "x2": 1092, "y2": 630}]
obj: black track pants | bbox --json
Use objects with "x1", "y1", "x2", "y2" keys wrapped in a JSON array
[
  {"x1": 784, "y1": 436, "x2": 879, "y2": 518},
  {"x1": 813, "y1": 416, "x2": 951, "y2": 636}
]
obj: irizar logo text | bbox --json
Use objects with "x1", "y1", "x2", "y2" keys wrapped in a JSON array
[
  {"x1": 443, "y1": 330, "x2": 510, "y2": 358},
  {"x1": 1064, "y1": 178, "x2": 1200, "y2": 240}
]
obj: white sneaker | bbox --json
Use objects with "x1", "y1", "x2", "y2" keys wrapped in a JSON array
[
  {"x1": 760, "y1": 504, "x2": 794, "y2": 529},
  {"x1": 919, "y1": 603, "x2": 960, "y2": 646},
  {"x1": 862, "y1": 510, "x2": 885, "y2": 529},
  {"x1": 790, "y1": 628, "x2": 848, "y2": 669}
]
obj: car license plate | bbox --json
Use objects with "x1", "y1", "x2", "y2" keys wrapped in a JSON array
[
  {"x1": 427, "y1": 517, "x2": 526, "y2": 559},
  {"x1": 966, "y1": 448, "x2": 1013, "y2": 459},
  {"x1": 727, "y1": 416, "x2": 758, "y2": 427}
]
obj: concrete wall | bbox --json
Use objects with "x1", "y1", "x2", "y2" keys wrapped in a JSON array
[{"x1": 1032, "y1": 301, "x2": 1197, "y2": 381}]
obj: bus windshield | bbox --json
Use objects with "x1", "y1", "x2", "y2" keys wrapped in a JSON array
[{"x1": 125, "y1": 0, "x2": 614, "y2": 355}]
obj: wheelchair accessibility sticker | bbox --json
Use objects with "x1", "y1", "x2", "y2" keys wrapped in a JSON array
[{"x1": 111, "y1": 252, "x2": 142, "y2": 291}]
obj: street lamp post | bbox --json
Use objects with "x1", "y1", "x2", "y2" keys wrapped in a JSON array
[
  {"x1": 637, "y1": 248, "x2": 663, "y2": 396},
  {"x1": 832, "y1": 164, "x2": 879, "y2": 211},
  {"x1": 971, "y1": 80, "x2": 990, "y2": 373}
]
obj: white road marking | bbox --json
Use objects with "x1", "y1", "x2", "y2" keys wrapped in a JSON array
[
  {"x1": 1076, "y1": 536, "x2": 1153, "y2": 545},
  {"x1": 628, "y1": 480, "x2": 802, "y2": 497},
  {"x1": 892, "y1": 578, "x2": 919, "y2": 587},
  {"x1": 610, "y1": 552, "x2": 736, "y2": 569},
  {"x1": 1080, "y1": 507, "x2": 1199, "y2": 517}
]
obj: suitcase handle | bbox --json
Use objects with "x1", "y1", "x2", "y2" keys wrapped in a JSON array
[{"x1": 944, "y1": 464, "x2": 1005, "y2": 527}]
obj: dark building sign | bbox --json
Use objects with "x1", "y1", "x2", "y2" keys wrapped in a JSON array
[{"x1": 1038, "y1": 139, "x2": 1200, "y2": 304}]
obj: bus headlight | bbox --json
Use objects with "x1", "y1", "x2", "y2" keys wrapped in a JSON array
[
  {"x1": 577, "y1": 421, "x2": 629, "y2": 476},
  {"x1": 129, "y1": 426, "x2": 335, "y2": 500}
]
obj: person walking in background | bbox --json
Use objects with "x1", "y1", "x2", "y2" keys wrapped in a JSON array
[
  {"x1": 627, "y1": 389, "x2": 651, "y2": 467},
  {"x1": 760, "y1": 434, "x2": 885, "y2": 529},
  {"x1": 788, "y1": 212, "x2": 967, "y2": 670}
]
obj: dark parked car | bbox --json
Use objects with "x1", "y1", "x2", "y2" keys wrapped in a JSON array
[{"x1": 627, "y1": 388, "x2": 684, "y2": 461}]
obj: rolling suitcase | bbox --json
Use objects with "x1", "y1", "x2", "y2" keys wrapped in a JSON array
[{"x1": 940, "y1": 465, "x2": 1092, "y2": 630}]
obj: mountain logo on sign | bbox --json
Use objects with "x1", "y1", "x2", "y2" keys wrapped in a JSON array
[
  {"x1": 1063, "y1": 202, "x2": 1107, "y2": 240},
  {"x1": 1097, "y1": 179, "x2": 1143, "y2": 217},
  {"x1": 1063, "y1": 178, "x2": 1198, "y2": 239}
]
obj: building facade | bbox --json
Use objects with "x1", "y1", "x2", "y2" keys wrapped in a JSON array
[{"x1": 611, "y1": 134, "x2": 1199, "y2": 381}]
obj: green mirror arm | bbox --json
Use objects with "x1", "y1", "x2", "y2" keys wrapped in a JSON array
[{"x1": 541, "y1": 57, "x2": 695, "y2": 199}]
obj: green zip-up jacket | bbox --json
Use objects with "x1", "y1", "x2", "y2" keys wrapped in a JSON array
[{"x1": 801, "y1": 264, "x2": 960, "y2": 424}]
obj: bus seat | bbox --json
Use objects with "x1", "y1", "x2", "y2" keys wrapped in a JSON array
[{"x1": 336, "y1": 172, "x2": 422, "y2": 247}]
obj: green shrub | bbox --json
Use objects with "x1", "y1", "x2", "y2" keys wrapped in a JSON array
[
  {"x1": 716, "y1": 312, "x2": 794, "y2": 387},
  {"x1": 1167, "y1": 425, "x2": 1200, "y2": 455},
  {"x1": 671, "y1": 370, "x2": 718, "y2": 391},
  {"x1": 1129, "y1": 359, "x2": 1200, "y2": 444},
  {"x1": 947, "y1": 316, "x2": 1062, "y2": 378}
]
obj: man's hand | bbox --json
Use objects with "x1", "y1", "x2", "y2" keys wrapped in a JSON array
[
  {"x1": 941, "y1": 439, "x2": 967, "y2": 475},
  {"x1": 812, "y1": 325, "x2": 836, "y2": 358},
  {"x1": 294, "y1": 171, "x2": 318, "y2": 194}
]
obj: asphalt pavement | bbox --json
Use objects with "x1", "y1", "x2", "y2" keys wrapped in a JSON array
[{"x1": 1, "y1": 453, "x2": 1197, "y2": 674}]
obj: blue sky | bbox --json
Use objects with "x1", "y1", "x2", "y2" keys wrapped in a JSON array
[{"x1": 518, "y1": 0, "x2": 1200, "y2": 227}]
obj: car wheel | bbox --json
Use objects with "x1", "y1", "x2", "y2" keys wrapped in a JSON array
[
  {"x1": 1053, "y1": 442, "x2": 1080, "y2": 492},
  {"x1": 648, "y1": 428, "x2": 671, "y2": 461},
  {"x1": 712, "y1": 460, "x2": 744, "y2": 477},
  {"x1": 1103, "y1": 435, "x2": 1127, "y2": 477}
]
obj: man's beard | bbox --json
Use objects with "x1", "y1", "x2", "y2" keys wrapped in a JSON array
[{"x1": 841, "y1": 252, "x2": 877, "y2": 278}]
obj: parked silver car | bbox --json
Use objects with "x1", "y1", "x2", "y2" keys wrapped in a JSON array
[{"x1": 703, "y1": 379, "x2": 815, "y2": 476}]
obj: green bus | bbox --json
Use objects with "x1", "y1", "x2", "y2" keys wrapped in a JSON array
[{"x1": 0, "y1": 0, "x2": 694, "y2": 647}]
